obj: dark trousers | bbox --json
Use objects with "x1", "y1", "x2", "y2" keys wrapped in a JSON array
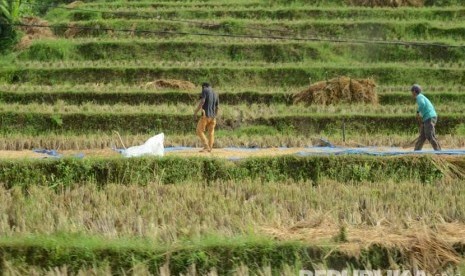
[{"x1": 414, "y1": 117, "x2": 441, "y2": 151}]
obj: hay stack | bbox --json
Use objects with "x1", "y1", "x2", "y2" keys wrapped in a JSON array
[
  {"x1": 145, "y1": 79, "x2": 196, "y2": 90},
  {"x1": 261, "y1": 221, "x2": 463, "y2": 273},
  {"x1": 348, "y1": 0, "x2": 424, "y2": 7},
  {"x1": 293, "y1": 76, "x2": 378, "y2": 105},
  {"x1": 66, "y1": 1, "x2": 84, "y2": 8},
  {"x1": 16, "y1": 17, "x2": 54, "y2": 50}
]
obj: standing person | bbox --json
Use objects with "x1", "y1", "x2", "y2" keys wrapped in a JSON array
[
  {"x1": 194, "y1": 82, "x2": 219, "y2": 152},
  {"x1": 411, "y1": 84, "x2": 441, "y2": 151}
]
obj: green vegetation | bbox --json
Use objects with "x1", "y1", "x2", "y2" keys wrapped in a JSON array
[
  {"x1": 2, "y1": 87, "x2": 465, "y2": 105},
  {"x1": 2, "y1": 110, "x2": 464, "y2": 135},
  {"x1": 0, "y1": 155, "x2": 451, "y2": 187},
  {"x1": 55, "y1": 7, "x2": 465, "y2": 21},
  {"x1": 1, "y1": 0, "x2": 465, "y2": 273},
  {"x1": 2, "y1": 64, "x2": 465, "y2": 86},
  {"x1": 0, "y1": 1, "x2": 19, "y2": 51},
  {"x1": 13, "y1": 38, "x2": 465, "y2": 63},
  {"x1": 43, "y1": 18, "x2": 465, "y2": 42},
  {"x1": 0, "y1": 174, "x2": 464, "y2": 272}
]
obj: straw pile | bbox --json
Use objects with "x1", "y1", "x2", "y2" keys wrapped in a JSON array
[
  {"x1": 16, "y1": 17, "x2": 54, "y2": 50},
  {"x1": 66, "y1": 1, "x2": 84, "y2": 8},
  {"x1": 348, "y1": 0, "x2": 424, "y2": 6},
  {"x1": 293, "y1": 76, "x2": 378, "y2": 105},
  {"x1": 261, "y1": 220, "x2": 463, "y2": 273},
  {"x1": 145, "y1": 79, "x2": 196, "y2": 90}
]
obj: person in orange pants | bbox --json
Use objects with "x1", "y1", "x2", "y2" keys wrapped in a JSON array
[{"x1": 194, "y1": 83, "x2": 219, "y2": 152}]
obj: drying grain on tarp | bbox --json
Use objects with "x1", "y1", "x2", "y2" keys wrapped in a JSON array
[
  {"x1": 293, "y1": 76, "x2": 378, "y2": 105},
  {"x1": 16, "y1": 17, "x2": 54, "y2": 50},
  {"x1": 348, "y1": 0, "x2": 424, "y2": 7},
  {"x1": 145, "y1": 79, "x2": 196, "y2": 90},
  {"x1": 261, "y1": 220, "x2": 463, "y2": 273}
]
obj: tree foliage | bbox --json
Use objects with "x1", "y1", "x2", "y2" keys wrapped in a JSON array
[{"x1": 0, "y1": 0, "x2": 22, "y2": 23}]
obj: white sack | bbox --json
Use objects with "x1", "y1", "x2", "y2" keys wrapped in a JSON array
[{"x1": 122, "y1": 133, "x2": 164, "y2": 157}]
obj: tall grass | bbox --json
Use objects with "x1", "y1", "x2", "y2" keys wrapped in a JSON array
[
  {"x1": 14, "y1": 39, "x2": 465, "y2": 64},
  {"x1": 44, "y1": 17, "x2": 465, "y2": 42},
  {"x1": 1, "y1": 178, "x2": 464, "y2": 239},
  {"x1": 0, "y1": 131, "x2": 464, "y2": 150},
  {"x1": 1, "y1": 260, "x2": 302, "y2": 276},
  {"x1": 0, "y1": 102, "x2": 462, "y2": 117},
  {"x1": 1, "y1": 83, "x2": 465, "y2": 94},
  {"x1": 2, "y1": 65, "x2": 465, "y2": 86},
  {"x1": 48, "y1": 5, "x2": 465, "y2": 22}
]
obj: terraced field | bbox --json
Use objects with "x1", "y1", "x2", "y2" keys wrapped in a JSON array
[{"x1": 1, "y1": 0, "x2": 465, "y2": 274}]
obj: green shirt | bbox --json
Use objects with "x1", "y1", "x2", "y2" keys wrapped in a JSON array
[{"x1": 416, "y1": 93, "x2": 437, "y2": 121}]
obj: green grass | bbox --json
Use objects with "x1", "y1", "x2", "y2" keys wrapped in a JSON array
[
  {"x1": 48, "y1": 6, "x2": 465, "y2": 22},
  {"x1": 1, "y1": 102, "x2": 465, "y2": 117},
  {"x1": 0, "y1": 130, "x2": 464, "y2": 150},
  {"x1": 79, "y1": 0, "x2": 463, "y2": 8},
  {"x1": 45, "y1": 18, "x2": 465, "y2": 42},
  {"x1": 0, "y1": 232, "x2": 461, "y2": 274},
  {"x1": 1, "y1": 1, "x2": 464, "y2": 273},
  {"x1": 0, "y1": 110, "x2": 463, "y2": 135},
  {"x1": 13, "y1": 38, "x2": 465, "y2": 63},
  {"x1": 2, "y1": 65, "x2": 465, "y2": 86},
  {"x1": 1, "y1": 174, "x2": 465, "y2": 272},
  {"x1": 0, "y1": 234, "x2": 314, "y2": 275},
  {"x1": 5, "y1": 232, "x2": 458, "y2": 274},
  {"x1": 1, "y1": 82, "x2": 464, "y2": 93},
  {"x1": 2, "y1": 86, "x2": 465, "y2": 105},
  {"x1": 0, "y1": 155, "x2": 452, "y2": 187}
]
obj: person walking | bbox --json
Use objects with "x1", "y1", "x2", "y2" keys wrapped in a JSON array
[
  {"x1": 194, "y1": 82, "x2": 219, "y2": 152},
  {"x1": 411, "y1": 84, "x2": 441, "y2": 151}
]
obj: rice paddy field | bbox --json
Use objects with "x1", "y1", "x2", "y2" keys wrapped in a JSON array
[{"x1": 1, "y1": 0, "x2": 465, "y2": 275}]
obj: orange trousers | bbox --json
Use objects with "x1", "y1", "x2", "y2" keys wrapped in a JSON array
[{"x1": 196, "y1": 115, "x2": 216, "y2": 151}]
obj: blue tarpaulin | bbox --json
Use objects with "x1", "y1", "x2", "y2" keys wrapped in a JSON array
[
  {"x1": 296, "y1": 147, "x2": 465, "y2": 157},
  {"x1": 32, "y1": 149, "x2": 84, "y2": 159}
]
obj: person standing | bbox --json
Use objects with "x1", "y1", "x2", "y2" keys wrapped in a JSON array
[
  {"x1": 194, "y1": 82, "x2": 219, "y2": 152},
  {"x1": 411, "y1": 84, "x2": 441, "y2": 151}
]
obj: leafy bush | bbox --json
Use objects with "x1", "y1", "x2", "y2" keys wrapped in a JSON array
[
  {"x1": 0, "y1": 17, "x2": 17, "y2": 52},
  {"x1": 0, "y1": 0, "x2": 21, "y2": 51},
  {"x1": 29, "y1": 0, "x2": 75, "y2": 15}
]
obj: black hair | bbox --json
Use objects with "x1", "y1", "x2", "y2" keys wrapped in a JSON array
[{"x1": 201, "y1": 82, "x2": 210, "y2": 88}]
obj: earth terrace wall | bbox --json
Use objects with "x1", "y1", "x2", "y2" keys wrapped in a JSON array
[
  {"x1": 0, "y1": 155, "x2": 449, "y2": 188},
  {"x1": 3, "y1": 235, "x2": 459, "y2": 275},
  {"x1": 0, "y1": 112, "x2": 463, "y2": 134},
  {"x1": 46, "y1": 19, "x2": 465, "y2": 41},
  {"x1": 2, "y1": 66, "x2": 465, "y2": 86},
  {"x1": 17, "y1": 40, "x2": 465, "y2": 63},
  {"x1": 63, "y1": 7, "x2": 465, "y2": 21},
  {"x1": 1, "y1": 91, "x2": 464, "y2": 105}
]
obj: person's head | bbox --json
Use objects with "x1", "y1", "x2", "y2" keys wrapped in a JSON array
[
  {"x1": 201, "y1": 82, "x2": 210, "y2": 89},
  {"x1": 411, "y1": 84, "x2": 422, "y2": 98}
]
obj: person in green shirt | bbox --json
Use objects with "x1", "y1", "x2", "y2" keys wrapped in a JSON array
[{"x1": 411, "y1": 84, "x2": 441, "y2": 151}]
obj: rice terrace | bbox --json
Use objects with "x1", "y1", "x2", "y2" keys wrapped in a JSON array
[{"x1": 2, "y1": 0, "x2": 465, "y2": 275}]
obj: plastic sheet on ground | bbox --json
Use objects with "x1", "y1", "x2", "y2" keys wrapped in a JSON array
[
  {"x1": 32, "y1": 149, "x2": 84, "y2": 159},
  {"x1": 33, "y1": 149, "x2": 62, "y2": 158},
  {"x1": 120, "y1": 133, "x2": 165, "y2": 158},
  {"x1": 165, "y1": 146, "x2": 194, "y2": 152},
  {"x1": 296, "y1": 147, "x2": 465, "y2": 157}
]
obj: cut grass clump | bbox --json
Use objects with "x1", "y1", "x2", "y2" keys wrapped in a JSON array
[
  {"x1": 294, "y1": 76, "x2": 378, "y2": 105},
  {"x1": 145, "y1": 79, "x2": 196, "y2": 90},
  {"x1": 15, "y1": 17, "x2": 54, "y2": 50}
]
